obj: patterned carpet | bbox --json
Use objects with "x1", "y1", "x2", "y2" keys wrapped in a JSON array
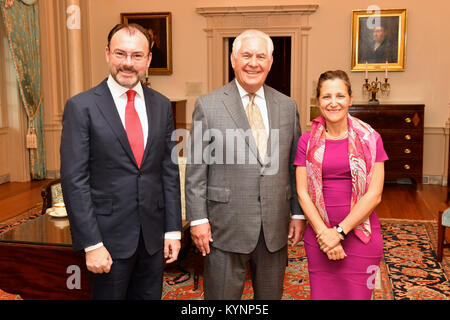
[
  {"x1": 162, "y1": 243, "x2": 311, "y2": 300},
  {"x1": 380, "y1": 219, "x2": 450, "y2": 299},
  {"x1": 1, "y1": 206, "x2": 449, "y2": 300},
  {"x1": 0, "y1": 203, "x2": 42, "y2": 235},
  {"x1": 162, "y1": 219, "x2": 450, "y2": 300}
]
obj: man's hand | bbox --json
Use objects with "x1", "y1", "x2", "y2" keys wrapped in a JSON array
[
  {"x1": 164, "y1": 239, "x2": 181, "y2": 264},
  {"x1": 190, "y1": 222, "x2": 213, "y2": 256},
  {"x1": 85, "y1": 246, "x2": 113, "y2": 274},
  {"x1": 288, "y1": 219, "x2": 306, "y2": 246}
]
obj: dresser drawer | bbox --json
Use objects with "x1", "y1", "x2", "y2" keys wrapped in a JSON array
[
  {"x1": 383, "y1": 143, "x2": 423, "y2": 160},
  {"x1": 349, "y1": 104, "x2": 424, "y2": 183},
  {"x1": 349, "y1": 110, "x2": 423, "y2": 129},
  {"x1": 377, "y1": 129, "x2": 423, "y2": 144},
  {"x1": 384, "y1": 160, "x2": 422, "y2": 178}
]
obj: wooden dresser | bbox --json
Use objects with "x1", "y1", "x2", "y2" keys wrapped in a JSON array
[{"x1": 349, "y1": 104, "x2": 424, "y2": 183}]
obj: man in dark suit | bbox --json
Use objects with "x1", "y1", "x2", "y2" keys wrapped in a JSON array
[
  {"x1": 185, "y1": 29, "x2": 306, "y2": 299},
  {"x1": 147, "y1": 27, "x2": 166, "y2": 68},
  {"x1": 60, "y1": 23, "x2": 181, "y2": 300},
  {"x1": 365, "y1": 25, "x2": 397, "y2": 63}
]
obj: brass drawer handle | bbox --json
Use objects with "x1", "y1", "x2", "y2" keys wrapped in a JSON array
[
  {"x1": 404, "y1": 117, "x2": 412, "y2": 123},
  {"x1": 404, "y1": 134, "x2": 411, "y2": 140},
  {"x1": 404, "y1": 148, "x2": 411, "y2": 154},
  {"x1": 404, "y1": 164, "x2": 411, "y2": 170}
]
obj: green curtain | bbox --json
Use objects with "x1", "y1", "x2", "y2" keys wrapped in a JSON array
[{"x1": 1, "y1": 0, "x2": 46, "y2": 180}]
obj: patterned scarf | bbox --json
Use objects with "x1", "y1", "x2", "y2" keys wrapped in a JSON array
[{"x1": 306, "y1": 115, "x2": 380, "y2": 244}]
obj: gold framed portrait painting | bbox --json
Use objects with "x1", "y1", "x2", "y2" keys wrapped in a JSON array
[
  {"x1": 121, "y1": 12, "x2": 172, "y2": 75},
  {"x1": 351, "y1": 8, "x2": 407, "y2": 72}
]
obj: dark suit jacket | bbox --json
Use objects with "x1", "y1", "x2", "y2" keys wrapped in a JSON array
[
  {"x1": 60, "y1": 79, "x2": 181, "y2": 259},
  {"x1": 185, "y1": 81, "x2": 302, "y2": 254},
  {"x1": 366, "y1": 38, "x2": 396, "y2": 63},
  {"x1": 150, "y1": 45, "x2": 166, "y2": 68}
]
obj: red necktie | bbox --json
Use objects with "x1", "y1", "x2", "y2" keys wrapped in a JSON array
[{"x1": 125, "y1": 90, "x2": 144, "y2": 168}]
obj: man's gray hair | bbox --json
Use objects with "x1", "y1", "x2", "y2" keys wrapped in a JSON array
[{"x1": 232, "y1": 29, "x2": 274, "y2": 57}]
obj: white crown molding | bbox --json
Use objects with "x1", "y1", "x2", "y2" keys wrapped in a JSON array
[{"x1": 196, "y1": 5, "x2": 319, "y2": 16}]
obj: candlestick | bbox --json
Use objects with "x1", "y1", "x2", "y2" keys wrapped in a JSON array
[
  {"x1": 143, "y1": 68, "x2": 151, "y2": 86},
  {"x1": 385, "y1": 61, "x2": 388, "y2": 78},
  {"x1": 365, "y1": 61, "x2": 368, "y2": 79},
  {"x1": 362, "y1": 76, "x2": 390, "y2": 105}
]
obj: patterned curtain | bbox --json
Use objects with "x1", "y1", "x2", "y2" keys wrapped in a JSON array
[{"x1": 1, "y1": 0, "x2": 46, "y2": 180}]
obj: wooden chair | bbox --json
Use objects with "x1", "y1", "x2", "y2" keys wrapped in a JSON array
[
  {"x1": 41, "y1": 178, "x2": 62, "y2": 215},
  {"x1": 437, "y1": 208, "x2": 450, "y2": 262}
]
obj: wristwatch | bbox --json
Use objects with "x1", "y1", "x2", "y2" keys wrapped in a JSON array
[{"x1": 336, "y1": 225, "x2": 347, "y2": 239}]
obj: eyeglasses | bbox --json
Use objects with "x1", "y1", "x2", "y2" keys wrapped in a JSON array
[{"x1": 111, "y1": 50, "x2": 147, "y2": 62}]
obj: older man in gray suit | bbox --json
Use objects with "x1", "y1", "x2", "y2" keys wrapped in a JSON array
[{"x1": 185, "y1": 29, "x2": 306, "y2": 300}]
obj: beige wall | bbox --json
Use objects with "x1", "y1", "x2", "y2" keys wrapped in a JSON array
[
  {"x1": 86, "y1": 0, "x2": 450, "y2": 124},
  {"x1": 87, "y1": 0, "x2": 206, "y2": 115},
  {"x1": 305, "y1": 0, "x2": 449, "y2": 178},
  {"x1": 35, "y1": 0, "x2": 449, "y2": 182}
]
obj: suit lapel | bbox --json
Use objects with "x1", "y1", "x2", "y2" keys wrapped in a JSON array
[
  {"x1": 93, "y1": 80, "x2": 137, "y2": 166},
  {"x1": 222, "y1": 81, "x2": 261, "y2": 165},
  {"x1": 141, "y1": 86, "x2": 156, "y2": 165},
  {"x1": 264, "y1": 85, "x2": 280, "y2": 160}
]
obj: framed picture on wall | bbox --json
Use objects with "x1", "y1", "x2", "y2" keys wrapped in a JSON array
[
  {"x1": 121, "y1": 12, "x2": 172, "y2": 75},
  {"x1": 351, "y1": 8, "x2": 407, "y2": 72}
]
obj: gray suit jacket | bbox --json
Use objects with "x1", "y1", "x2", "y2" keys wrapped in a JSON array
[{"x1": 185, "y1": 81, "x2": 302, "y2": 254}]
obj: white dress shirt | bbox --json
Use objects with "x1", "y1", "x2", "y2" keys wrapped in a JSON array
[
  {"x1": 235, "y1": 79, "x2": 270, "y2": 136},
  {"x1": 107, "y1": 75, "x2": 149, "y2": 146},
  {"x1": 190, "y1": 80, "x2": 303, "y2": 227},
  {"x1": 85, "y1": 76, "x2": 180, "y2": 252}
]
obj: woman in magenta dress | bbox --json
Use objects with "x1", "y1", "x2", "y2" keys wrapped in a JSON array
[{"x1": 294, "y1": 70, "x2": 388, "y2": 300}]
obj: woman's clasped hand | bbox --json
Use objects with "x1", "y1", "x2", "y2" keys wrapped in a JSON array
[{"x1": 316, "y1": 227, "x2": 347, "y2": 260}]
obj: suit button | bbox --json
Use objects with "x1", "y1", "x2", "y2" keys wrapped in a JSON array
[{"x1": 137, "y1": 171, "x2": 142, "y2": 177}]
